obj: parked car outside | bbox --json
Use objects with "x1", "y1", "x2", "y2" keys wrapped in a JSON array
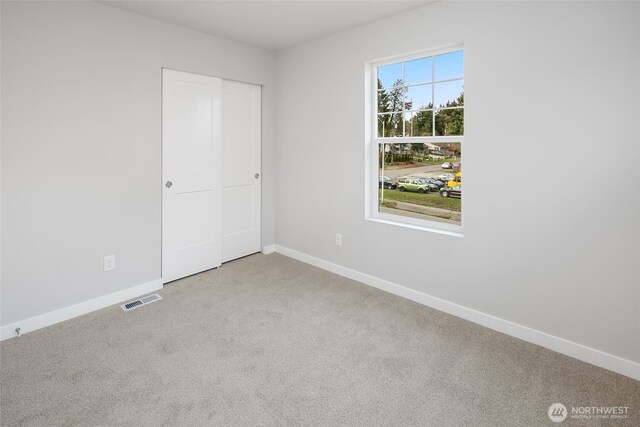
[
  {"x1": 379, "y1": 176, "x2": 397, "y2": 189},
  {"x1": 412, "y1": 177, "x2": 439, "y2": 191},
  {"x1": 397, "y1": 178, "x2": 431, "y2": 193},
  {"x1": 420, "y1": 177, "x2": 445, "y2": 188},
  {"x1": 446, "y1": 171, "x2": 462, "y2": 188},
  {"x1": 442, "y1": 162, "x2": 453, "y2": 169},
  {"x1": 440, "y1": 185, "x2": 462, "y2": 198},
  {"x1": 438, "y1": 173, "x2": 455, "y2": 182}
]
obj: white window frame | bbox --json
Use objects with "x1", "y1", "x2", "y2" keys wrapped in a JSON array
[{"x1": 365, "y1": 46, "x2": 464, "y2": 237}]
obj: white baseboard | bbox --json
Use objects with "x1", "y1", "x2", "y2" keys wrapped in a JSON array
[
  {"x1": 262, "y1": 244, "x2": 276, "y2": 255},
  {"x1": 0, "y1": 279, "x2": 163, "y2": 341},
  {"x1": 274, "y1": 244, "x2": 640, "y2": 381}
]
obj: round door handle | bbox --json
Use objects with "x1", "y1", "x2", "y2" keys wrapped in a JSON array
[
  {"x1": 165, "y1": 181, "x2": 173, "y2": 188},
  {"x1": 255, "y1": 173, "x2": 260, "y2": 179}
]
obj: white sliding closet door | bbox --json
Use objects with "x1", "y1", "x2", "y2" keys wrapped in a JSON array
[
  {"x1": 162, "y1": 69, "x2": 222, "y2": 283},
  {"x1": 221, "y1": 80, "x2": 262, "y2": 263}
]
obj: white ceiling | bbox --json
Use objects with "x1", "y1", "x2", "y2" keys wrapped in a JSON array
[{"x1": 99, "y1": 1, "x2": 433, "y2": 51}]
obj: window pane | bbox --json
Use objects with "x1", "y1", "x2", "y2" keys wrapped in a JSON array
[
  {"x1": 405, "y1": 57, "x2": 432, "y2": 85},
  {"x1": 405, "y1": 110, "x2": 433, "y2": 137},
  {"x1": 378, "y1": 84, "x2": 406, "y2": 117},
  {"x1": 434, "y1": 80, "x2": 464, "y2": 108},
  {"x1": 378, "y1": 113, "x2": 403, "y2": 137},
  {"x1": 378, "y1": 142, "x2": 462, "y2": 225},
  {"x1": 434, "y1": 50, "x2": 463, "y2": 81},
  {"x1": 377, "y1": 62, "x2": 402, "y2": 89},
  {"x1": 378, "y1": 89, "x2": 403, "y2": 113},
  {"x1": 405, "y1": 84, "x2": 432, "y2": 111},
  {"x1": 435, "y1": 108, "x2": 464, "y2": 136}
]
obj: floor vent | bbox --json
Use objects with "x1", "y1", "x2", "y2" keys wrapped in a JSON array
[{"x1": 121, "y1": 293, "x2": 162, "y2": 312}]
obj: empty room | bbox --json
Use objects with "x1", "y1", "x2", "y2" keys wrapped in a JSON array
[{"x1": 1, "y1": 0, "x2": 639, "y2": 425}]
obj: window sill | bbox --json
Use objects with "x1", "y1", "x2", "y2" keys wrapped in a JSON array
[{"x1": 365, "y1": 213, "x2": 463, "y2": 238}]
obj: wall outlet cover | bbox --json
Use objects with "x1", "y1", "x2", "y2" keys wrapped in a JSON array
[{"x1": 104, "y1": 255, "x2": 115, "y2": 272}]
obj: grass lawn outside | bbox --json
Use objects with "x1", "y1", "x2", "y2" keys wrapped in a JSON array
[
  {"x1": 379, "y1": 189, "x2": 461, "y2": 212},
  {"x1": 383, "y1": 156, "x2": 459, "y2": 169},
  {"x1": 416, "y1": 156, "x2": 460, "y2": 166}
]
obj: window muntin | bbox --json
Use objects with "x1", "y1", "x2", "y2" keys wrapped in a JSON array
[{"x1": 372, "y1": 48, "x2": 464, "y2": 231}]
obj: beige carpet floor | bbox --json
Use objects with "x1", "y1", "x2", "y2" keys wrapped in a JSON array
[{"x1": 1, "y1": 253, "x2": 638, "y2": 426}]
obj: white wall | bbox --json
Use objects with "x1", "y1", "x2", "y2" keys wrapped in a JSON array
[
  {"x1": 275, "y1": 1, "x2": 640, "y2": 366},
  {"x1": 0, "y1": 1, "x2": 276, "y2": 326}
]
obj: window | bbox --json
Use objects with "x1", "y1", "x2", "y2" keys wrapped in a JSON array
[{"x1": 367, "y1": 47, "x2": 464, "y2": 235}]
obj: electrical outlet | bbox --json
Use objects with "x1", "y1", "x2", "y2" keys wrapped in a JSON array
[
  {"x1": 104, "y1": 255, "x2": 115, "y2": 272},
  {"x1": 335, "y1": 233, "x2": 342, "y2": 247}
]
